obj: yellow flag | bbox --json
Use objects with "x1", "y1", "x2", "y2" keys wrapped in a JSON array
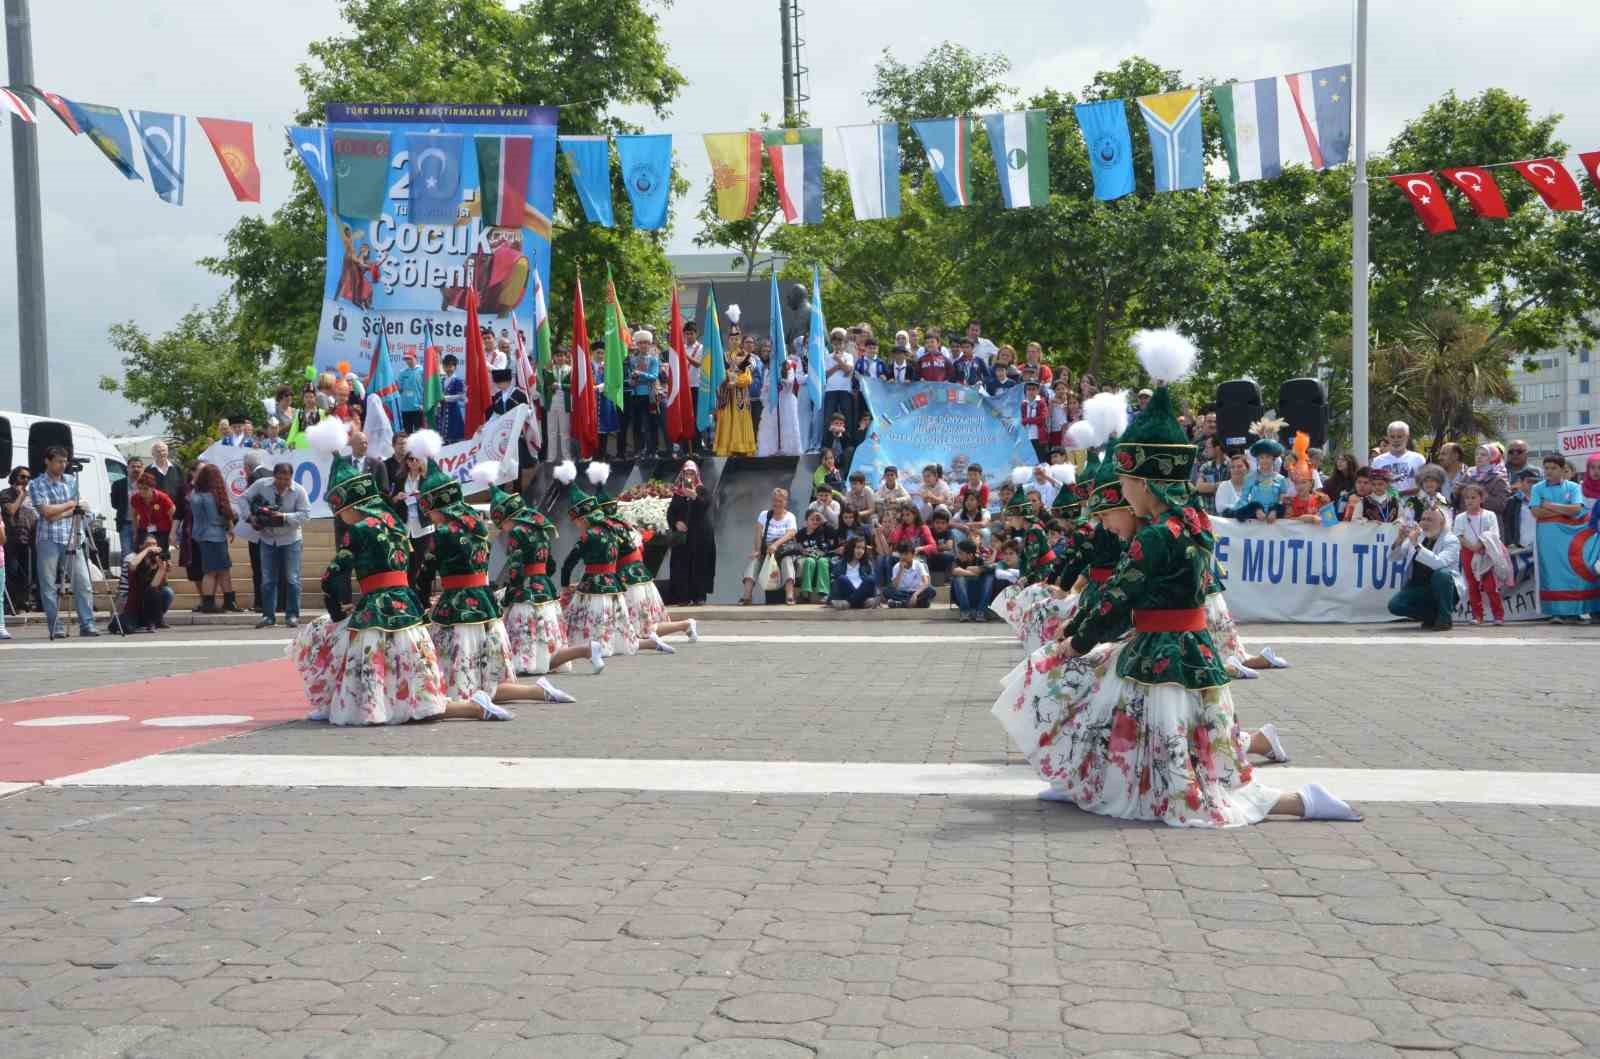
[{"x1": 703, "y1": 131, "x2": 762, "y2": 220}]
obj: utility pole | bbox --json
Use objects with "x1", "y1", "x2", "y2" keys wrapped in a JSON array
[
  {"x1": 1350, "y1": 0, "x2": 1369, "y2": 462},
  {"x1": 778, "y1": 0, "x2": 796, "y2": 126},
  {"x1": 5, "y1": 0, "x2": 49, "y2": 414}
]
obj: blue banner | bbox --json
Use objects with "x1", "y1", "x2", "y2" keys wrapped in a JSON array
[
  {"x1": 286, "y1": 126, "x2": 332, "y2": 210},
  {"x1": 406, "y1": 131, "x2": 464, "y2": 225},
  {"x1": 558, "y1": 135, "x2": 615, "y2": 226},
  {"x1": 615, "y1": 133, "x2": 672, "y2": 231},
  {"x1": 851, "y1": 377, "x2": 1037, "y2": 494},
  {"x1": 311, "y1": 103, "x2": 557, "y2": 379},
  {"x1": 1074, "y1": 99, "x2": 1135, "y2": 201}
]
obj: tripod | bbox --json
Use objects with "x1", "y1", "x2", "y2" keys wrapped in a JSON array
[{"x1": 49, "y1": 506, "x2": 116, "y2": 640}]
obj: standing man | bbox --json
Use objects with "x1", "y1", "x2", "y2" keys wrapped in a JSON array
[
  {"x1": 244, "y1": 462, "x2": 311, "y2": 629},
  {"x1": 625, "y1": 330, "x2": 662, "y2": 458},
  {"x1": 916, "y1": 330, "x2": 949, "y2": 383},
  {"x1": 1504, "y1": 439, "x2": 1542, "y2": 485},
  {"x1": 111, "y1": 456, "x2": 144, "y2": 560},
  {"x1": 397, "y1": 347, "x2": 426, "y2": 432},
  {"x1": 545, "y1": 345, "x2": 574, "y2": 462},
  {"x1": 966, "y1": 319, "x2": 997, "y2": 365},
  {"x1": 147, "y1": 442, "x2": 183, "y2": 502},
  {"x1": 440, "y1": 353, "x2": 467, "y2": 442},
  {"x1": 29, "y1": 447, "x2": 99, "y2": 638},
  {"x1": 682, "y1": 322, "x2": 706, "y2": 453},
  {"x1": 822, "y1": 327, "x2": 856, "y2": 437},
  {"x1": 1372, "y1": 421, "x2": 1426, "y2": 496},
  {"x1": 348, "y1": 429, "x2": 391, "y2": 495}
]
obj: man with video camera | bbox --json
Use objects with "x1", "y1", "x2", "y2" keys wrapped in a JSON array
[
  {"x1": 28, "y1": 446, "x2": 99, "y2": 639},
  {"x1": 242, "y1": 462, "x2": 310, "y2": 628}
]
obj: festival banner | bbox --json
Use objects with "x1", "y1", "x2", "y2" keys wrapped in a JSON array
[
  {"x1": 851, "y1": 377, "x2": 1038, "y2": 496},
  {"x1": 1210, "y1": 516, "x2": 1541, "y2": 623},
  {"x1": 311, "y1": 103, "x2": 557, "y2": 380},
  {"x1": 199, "y1": 406, "x2": 528, "y2": 520}
]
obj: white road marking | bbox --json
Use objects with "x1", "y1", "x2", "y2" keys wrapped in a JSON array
[
  {"x1": 50, "y1": 755, "x2": 1600, "y2": 807},
  {"x1": 0, "y1": 638, "x2": 296, "y2": 651},
  {"x1": 14, "y1": 715, "x2": 131, "y2": 727},
  {"x1": 140, "y1": 715, "x2": 254, "y2": 728},
  {"x1": 0, "y1": 782, "x2": 36, "y2": 799}
]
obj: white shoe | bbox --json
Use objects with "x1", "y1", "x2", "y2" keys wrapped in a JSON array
[
  {"x1": 1465, "y1": 617, "x2": 1479, "y2": 627},
  {"x1": 1037, "y1": 787, "x2": 1074, "y2": 803},
  {"x1": 1300, "y1": 783, "x2": 1362, "y2": 821},
  {"x1": 305, "y1": 708, "x2": 329, "y2": 722},
  {"x1": 650, "y1": 633, "x2": 676, "y2": 655},
  {"x1": 536, "y1": 677, "x2": 575, "y2": 704},
  {"x1": 0, "y1": 629, "x2": 12, "y2": 641},
  {"x1": 686, "y1": 618, "x2": 699, "y2": 643},
  {"x1": 1258, "y1": 723, "x2": 1290, "y2": 763},
  {"x1": 1492, "y1": 618, "x2": 1504, "y2": 626},
  {"x1": 1261, "y1": 646, "x2": 1290, "y2": 669},
  {"x1": 1227, "y1": 658, "x2": 1259, "y2": 680},
  {"x1": 472, "y1": 690, "x2": 514, "y2": 720},
  {"x1": 589, "y1": 640, "x2": 606, "y2": 673}
]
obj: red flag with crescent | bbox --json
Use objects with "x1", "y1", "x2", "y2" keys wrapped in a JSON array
[
  {"x1": 1579, "y1": 151, "x2": 1600, "y2": 190},
  {"x1": 1509, "y1": 157, "x2": 1583, "y2": 212},
  {"x1": 1388, "y1": 173, "x2": 1456, "y2": 235},
  {"x1": 664, "y1": 284, "x2": 696, "y2": 445},
  {"x1": 1440, "y1": 166, "x2": 1508, "y2": 219}
]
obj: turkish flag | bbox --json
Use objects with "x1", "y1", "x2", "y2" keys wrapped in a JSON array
[
  {"x1": 569, "y1": 274, "x2": 599, "y2": 459},
  {"x1": 664, "y1": 284, "x2": 696, "y2": 445},
  {"x1": 462, "y1": 288, "x2": 493, "y2": 437},
  {"x1": 1510, "y1": 157, "x2": 1583, "y2": 212},
  {"x1": 1440, "y1": 167, "x2": 1508, "y2": 219},
  {"x1": 1388, "y1": 173, "x2": 1456, "y2": 235},
  {"x1": 197, "y1": 117, "x2": 261, "y2": 203},
  {"x1": 1579, "y1": 151, "x2": 1600, "y2": 190}
]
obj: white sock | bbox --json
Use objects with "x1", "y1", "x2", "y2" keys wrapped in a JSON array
[
  {"x1": 1261, "y1": 646, "x2": 1290, "y2": 669},
  {"x1": 589, "y1": 640, "x2": 606, "y2": 673},
  {"x1": 650, "y1": 633, "x2": 676, "y2": 655},
  {"x1": 687, "y1": 618, "x2": 699, "y2": 643},
  {"x1": 1037, "y1": 787, "x2": 1074, "y2": 803},
  {"x1": 1258, "y1": 722, "x2": 1290, "y2": 763},
  {"x1": 1228, "y1": 658, "x2": 1259, "y2": 680},
  {"x1": 535, "y1": 677, "x2": 575, "y2": 704},
  {"x1": 1300, "y1": 783, "x2": 1362, "y2": 822}
]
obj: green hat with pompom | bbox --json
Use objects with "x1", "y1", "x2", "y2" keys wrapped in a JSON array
[
  {"x1": 1087, "y1": 436, "x2": 1133, "y2": 515},
  {"x1": 1111, "y1": 329, "x2": 1199, "y2": 482}
]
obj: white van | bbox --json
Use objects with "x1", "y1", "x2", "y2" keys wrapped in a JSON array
[{"x1": 1, "y1": 410, "x2": 127, "y2": 567}]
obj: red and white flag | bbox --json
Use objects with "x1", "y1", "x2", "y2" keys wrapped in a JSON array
[
  {"x1": 0, "y1": 88, "x2": 36, "y2": 125},
  {"x1": 1510, "y1": 157, "x2": 1583, "y2": 212},
  {"x1": 664, "y1": 285, "x2": 696, "y2": 445},
  {"x1": 1440, "y1": 166, "x2": 1508, "y2": 219},
  {"x1": 570, "y1": 274, "x2": 598, "y2": 459},
  {"x1": 1388, "y1": 173, "x2": 1456, "y2": 235},
  {"x1": 1578, "y1": 151, "x2": 1600, "y2": 190},
  {"x1": 512, "y1": 327, "x2": 542, "y2": 451}
]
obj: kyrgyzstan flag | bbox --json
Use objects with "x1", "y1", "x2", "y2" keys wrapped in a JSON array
[
  {"x1": 1389, "y1": 173, "x2": 1456, "y2": 235},
  {"x1": 197, "y1": 117, "x2": 261, "y2": 203},
  {"x1": 475, "y1": 134, "x2": 532, "y2": 228},
  {"x1": 1440, "y1": 166, "x2": 1508, "y2": 219},
  {"x1": 1510, "y1": 157, "x2": 1583, "y2": 212},
  {"x1": 570, "y1": 273, "x2": 599, "y2": 459},
  {"x1": 463, "y1": 287, "x2": 493, "y2": 437},
  {"x1": 664, "y1": 283, "x2": 696, "y2": 446}
]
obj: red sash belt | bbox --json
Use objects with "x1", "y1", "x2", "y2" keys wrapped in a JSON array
[
  {"x1": 359, "y1": 571, "x2": 410, "y2": 593},
  {"x1": 1039, "y1": 550, "x2": 1056, "y2": 564},
  {"x1": 620, "y1": 549, "x2": 643, "y2": 564},
  {"x1": 587, "y1": 562, "x2": 617, "y2": 574},
  {"x1": 1088, "y1": 566, "x2": 1113, "y2": 584},
  {"x1": 440, "y1": 572, "x2": 489, "y2": 589},
  {"x1": 1133, "y1": 607, "x2": 1205, "y2": 632},
  {"x1": 522, "y1": 562, "x2": 548, "y2": 575}
]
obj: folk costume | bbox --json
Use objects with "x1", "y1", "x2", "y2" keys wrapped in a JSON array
[
  {"x1": 714, "y1": 357, "x2": 757, "y2": 457},
  {"x1": 988, "y1": 474, "x2": 1043, "y2": 628},
  {"x1": 1012, "y1": 461, "x2": 1089, "y2": 655},
  {"x1": 484, "y1": 468, "x2": 587, "y2": 676},
  {"x1": 557, "y1": 461, "x2": 638, "y2": 656}
]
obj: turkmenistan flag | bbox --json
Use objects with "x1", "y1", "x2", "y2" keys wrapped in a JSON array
[
  {"x1": 474, "y1": 134, "x2": 532, "y2": 228},
  {"x1": 983, "y1": 110, "x2": 1050, "y2": 210},
  {"x1": 421, "y1": 320, "x2": 444, "y2": 415},
  {"x1": 602, "y1": 265, "x2": 631, "y2": 410},
  {"x1": 532, "y1": 270, "x2": 554, "y2": 403}
]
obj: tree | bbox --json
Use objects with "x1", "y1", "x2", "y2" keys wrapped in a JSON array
[
  {"x1": 100, "y1": 298, "x2": 273, "y2": 462},
  {"x1": 1369, "y1": 308, "x2": 1515, "y2": 459}
]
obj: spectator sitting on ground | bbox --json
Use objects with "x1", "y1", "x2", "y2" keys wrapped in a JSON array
[
  {"x1": 829, "y1": 537, "x2": 878, "y2": 609},
  {"x1": 842, "y1": 470, "x2": 876, "y2": 529},
  {"x1": 813, "y1": 448, "x2": 844, "y2": 496},
  {"x1": 821, "y1": 414, "x2": 851, "y2": 464},
  {"x1": 952, "y1": 488, "x2": 990, "y2": 546},
  {"x1": 993, "y1": 540, "x2": 1022, "y2": 592},
  {"x1": 833, "y1": 506, "x2": 868, "y2": 557},
  {"x1": 112, "y1": 534, "x2": 174, "y2": 633},
  {"x1": 876, "y1": 504, "x2": 935, "y2": 586},
  {"x1": 1388, "y1": 507, "x2": 1462, "y2": 631},
  {"x1": 806, "y1": 486, "x2": 841, "y2": 529},
  {"x1": 913, "y1": 463, "x2": 953, "y2": 521},
  {"x1": 949, "y1": 537, "x2": 995, "y2": 622},
  {"x1": 926, "y1": 507, "x2": 957, "y2": 575},
  {"x1": 956, "y1": 463, "x2": 988, "y2": 510},
  {"x1": 792, "y1": 509, "x2": 837, "y2": 604},
  {"x1": 1373, "y1": 420, "x2": 1426, "y2": 495},
  {"x1": 873, "y1": 466, "x2": 912, "y2": 524},
  {"x1": 881, "y1": 541, "x2": 934, "y2": 608}
]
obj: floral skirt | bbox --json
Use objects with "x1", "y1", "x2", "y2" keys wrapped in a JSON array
[
  {"x1": 291, "y1": 614, "x2": 346, "y2": 711},
  {"x1": 430, "y1": 619, "x2": 515, "y2": 699},
  {"x1": 990, "y1": 582, "x2": 1027, "y2": 629},
  {"x1": 993, "y1": 641, "x2": 1278, "y2": 829},
  {"x1": 505, "y1": 600, "x2": 571, "y2": 675},
  {"x1": 327, "y1": 624, "x2": 449, "y2": 726},
  {"x1": 566, "y1": 590, "x2": 637, "y2": 657},
  {"x1": 624, "y1": 580, "x2": 668, "y2": 635},
  {"x1": 1205, "y1": 592, "x2": 1248, "y2": 663},
  {"x1": 1016, "y1": 587, "x2": 1080, "y2": 657}
]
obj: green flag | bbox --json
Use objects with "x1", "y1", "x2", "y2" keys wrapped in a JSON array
[
  {"x1": 533, "y1": 270, "x2": 554, "y2": 404},
  {"x1": 421, "y1": 320, "x2": 444, "y2": 414},
  {"x1": 602, "y1": 264, "x2": 630, "y2": 411}
]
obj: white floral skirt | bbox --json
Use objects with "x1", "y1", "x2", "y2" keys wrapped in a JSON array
[
  {"x1": 1016, "y1": 587, "x2": 1080, "y2": 657},
  {"x1": 990, "y1": 582, "x2": 1026, "y2": 629},
  {"x1": 624, "y1": 580, "x2": 669, "y2": 635},
  {"x1": 327, "y1": 624, "x2": 449, "y2": 726},
  {"x1": 505, "y1": 600, "x2": 571, "y2": 675},
  {"x1": 993, "y1": 641, "x2": 1278, "y2": 828},
  {"x1": 430, "y1": 619, "x2": 516, "y2": 699},
  {"x1": 1205, "y1": 592, "x2": 1247, "y2": 663},
  {"x1": 290, "y1": 614, "x2": 346, "y2": 711},
  {"x1": 566, "y1": 591, "x2": 637, "y2": 657}
]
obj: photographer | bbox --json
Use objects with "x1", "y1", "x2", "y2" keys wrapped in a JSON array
[
  {"x1": 28, "y1": 447, "x2": 99, "y2": 638},
  {"x1": 113, "y1": 535, "x2": 173, "y2": 633},
  {"x1": 242, "y1": 462, "x2": 310, "y2": 628}
]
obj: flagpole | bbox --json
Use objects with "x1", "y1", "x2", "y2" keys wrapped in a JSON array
[
  {"x1": 5, "y1": 0, "x2": 50, "y2": 414},
  {"x1": 1350, "y1": 0, "x2": 1370, "y2": 464}
]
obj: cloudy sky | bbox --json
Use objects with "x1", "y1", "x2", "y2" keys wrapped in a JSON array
[{"x1": 2, "y1": 0, "x2": 1596, "y2": 434}]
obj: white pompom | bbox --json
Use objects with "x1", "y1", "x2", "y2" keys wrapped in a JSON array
[
  {"x1": 1009, "y1": 466, "x2": 1032, "y2": 487},
  {"x1": 1065, "y1": 420, "x2": 1102, "y2": 451},
  {"x1": 586, "y1": 461, "x2": 611, "y2": 486},
  {"x1": 553, "y1": 460, "x2": 577, "y2": 485},
  {"x1": 468, "y1": 461, "x2": 500, "y2": 487},
  {"x1": 1132, "y1": 328, "x2": 1198, "y2": 385},
  {"x1": 407, "y1": 429, "x2": 443, "y2": 462},
  {"x1": 304, "y1": 416, "x2": 350, "y2": 455},
  {"x1": 1083, "y1": 392, "x2": 1130, "y2": 441},
  {"x1": 1047, "y1": 463, "x2": 1077, "y2": 487},
  {"x1": 726, "y1": 304, "x2": 742, "y2": 324}
]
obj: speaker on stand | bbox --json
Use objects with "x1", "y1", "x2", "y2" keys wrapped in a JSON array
[
  {"x1": 27, "y1": 420, "x2": 75, "y2": 474},
  {"x1": 1277, "y1": 378, "x2": 1329, "y2": 449},
  {"x1": 1213, "y1": 380, "x2": 1264, "y2": 450}
]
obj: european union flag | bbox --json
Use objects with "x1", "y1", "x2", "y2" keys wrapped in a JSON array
[
  {"x1": 66, "y1": 101, "x2": 141, "y2": 182},
  {"x1": 1073, "y1": 100, "x2": 1134, "y2": 201},
  {"x1": 406, "y1": 132, "x2": 463, "y2": 225}
]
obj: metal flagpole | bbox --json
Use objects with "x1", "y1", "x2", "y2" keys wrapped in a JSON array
[
  {"x1": 5, "y1": 0, "x2": 50, "y2": 414},
  {"x1": 1350, "y1": 0, "x2": 1370, "y2": 463}
]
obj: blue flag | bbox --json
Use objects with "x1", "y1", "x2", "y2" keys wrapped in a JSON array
[
  {"x1": 406, "y1": 132, "x2": 463, "y2": 225},
  {"x1": 129, "y1": 110, "x2": 185, "y2": 205},
  {"x1": 1137, "y1": 90, "x2": 1205, "y2": 192},
  {"x1": 1310, "y1": 64, "x2": 1352, "y2": 167},
  {"x1": 910, "y1": 117, "x2": 971, "y2": 207},
  {"x1": 558, "y1": 135, "x2": 615, "y2": 227},
  {"x1": 768, "y1": 270, "x2": 786, "y2": 408},
  {"x1": 615, "y1": 134, "x2": 672, "y2": 230},
  {"x1": 697, "y1": 288, "x2": 726, "y2": 434},
  {"x1": 1073, "y1": 100, "x2": 1135, "y2": 201},
  {"x1": 805, "y1": 266, "x2": 826, "y2": 407},
  {"x1": 365, "y1": 321, "x2": 404, "y2": 430},
  {"x1": 286, "y1": 126, "x2": 332, "y2": 211},
  {"x1": 66, "y1": 101, "x2": 141, "y2": 181}
]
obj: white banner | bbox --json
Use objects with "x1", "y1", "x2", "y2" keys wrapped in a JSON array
[
  {"x1": 1555, "y1": 423, "x2": 1600, "y2": 462},
  {"x1": 198, "y1": 406, "x2": 528, "y2": 519},
  {"x1": 1211, "y1": 516, "x2": 1541, "y2": 623}
]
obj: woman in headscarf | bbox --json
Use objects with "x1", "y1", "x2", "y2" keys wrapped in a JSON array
[
  {"x1": 666, "y1": 461, "x2": 716, "y2": 606},
  {"x1": 1469, "y1": 441, "x2": 1511, "y2": 535}
]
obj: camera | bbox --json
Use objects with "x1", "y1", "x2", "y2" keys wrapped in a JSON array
[{"x1": 248, "y1": 495, "x2": 286, "y2": 531}]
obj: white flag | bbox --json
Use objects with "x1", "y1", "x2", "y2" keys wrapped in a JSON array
[{"x1": 836, "y1": 123, "x2": 901, "y2": 221}]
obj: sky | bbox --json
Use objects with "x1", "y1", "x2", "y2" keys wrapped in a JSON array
[{"x1": 2, "y1": 0, "x2": 1597, "y2": 435}]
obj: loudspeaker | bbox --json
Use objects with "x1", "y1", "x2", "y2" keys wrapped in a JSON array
[
  {"x1": 0, "y1": 417, "x2": 11, "y2": 477},
  {"x1": 27, "y1": 420, "x2": 74, "y2": 474},
  {"x1": 1277, "y1": 378, "x2": 1329, "y2": 449},
  {"x1": 1214, "y1": 380, "x2": 1263, "y2": 449}
]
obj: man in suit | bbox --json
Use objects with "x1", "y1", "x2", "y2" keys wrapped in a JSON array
[{"x1": 1387, "y1": 507, "x2": 1462, "y2": 631}]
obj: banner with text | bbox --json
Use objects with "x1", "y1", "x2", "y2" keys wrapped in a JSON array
[
  {"x1": 199, "y1": 407, "x2": 528, "y2": 522},
  {"x1": 312, "y1": 103, "x2": 557, "y2": 379},
  {"x1": 1211, "y1": 516, "x2": 1541, "y2": 623},
  {"x1": 851, "y1": 377, "x2": 1038, "y2": 493}
]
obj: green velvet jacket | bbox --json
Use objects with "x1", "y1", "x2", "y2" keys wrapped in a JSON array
[
  {"x1": 1060, "y1": 523, "x2": 1126, "y2": 645},
  {"x1": 1049, "y1": 521, "x2": 1098, "y2": 590},
  {"x1": 502, "y1": 516, "x2": 558, "y2": 606},
  {"x1": 610, "y1": 520, "x2": 652, "y2": 588},
  {"x1": 1067, "y1": 504, "x2": 1229, "y2": 690},
  {"x1": 574, "y1": 524, "x2": 624, "y2": 595},
  {"x1": 322, "y1": 506, "x2": 427, "y2": 632},
  {"x1": 1020, "y1": 523, "x2": 1053, "y2": 585},
  {"x1": 424, "y1": 508, "x2": 501, "y2": 626}
]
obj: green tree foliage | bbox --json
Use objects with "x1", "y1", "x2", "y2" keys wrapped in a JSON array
[{"x1": 1370, "y1": 309, "x2": 1517, "y2": 461}]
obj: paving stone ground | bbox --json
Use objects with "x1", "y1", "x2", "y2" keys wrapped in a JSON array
[{"x1": 3, "y1": 621, "x2": 1599, "y2": 1057}]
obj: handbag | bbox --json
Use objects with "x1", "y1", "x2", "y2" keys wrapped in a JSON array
[{"x1": 757, "y1": 553, "x2": 782, "y2": 592}]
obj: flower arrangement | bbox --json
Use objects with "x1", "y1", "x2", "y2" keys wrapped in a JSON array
[{"x1": 618, "y1": 480, "x2": 674, "y2": 501}]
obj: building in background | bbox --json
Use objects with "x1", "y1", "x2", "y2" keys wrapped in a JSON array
[{"x1": 1487, "y1": 341, "x2": 1597, "y2": 454}]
